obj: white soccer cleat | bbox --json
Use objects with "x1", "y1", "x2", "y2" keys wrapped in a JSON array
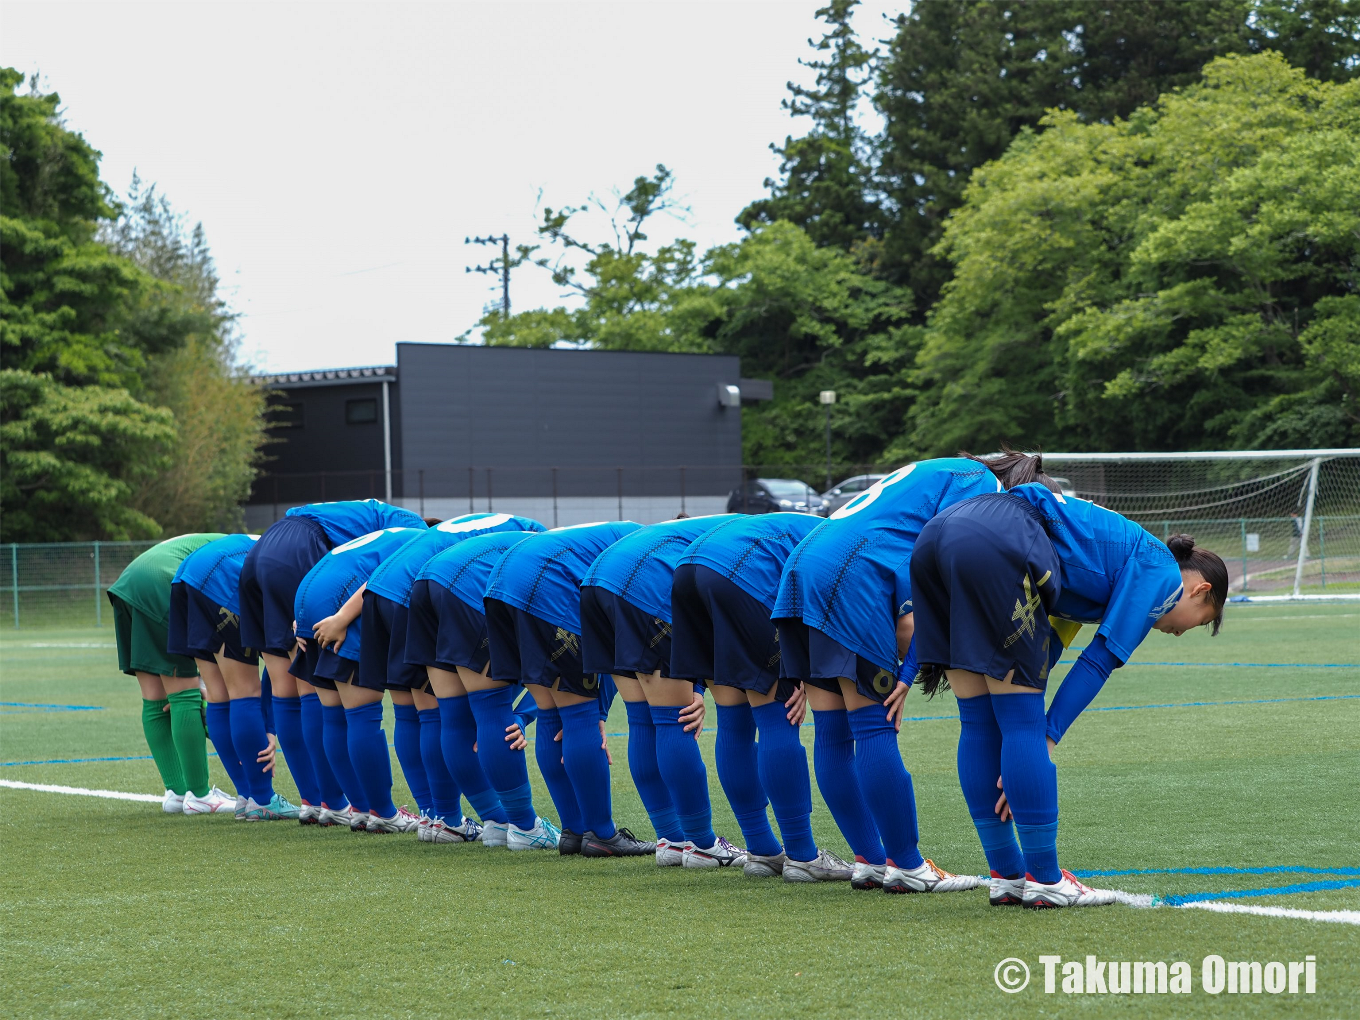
[
  {"x1": 162, "y1": 789, "x2": 185, "y2": 814},
  {"x1": 234, "y1": 795, "x2": 248, "y2": 821},
  {"x1": 298, "y1": 802, "x2": 322, "y2": 826},
  {"x1": 348, "y1": 808, "x2": 371, "y2": 832},
  {"x1": 743, "y1": 851, "x2": 786, "y2": 878},
  {"x1": 480, "y1": 820, "x2": 509, "y2": 848},
  {"x1": 1023, "y1": 869, "x2": 1118, "y2": 909},
  {"x1": 783, "y1": 847, "x2": 853, "y2": 883},
  {"x1": 851, "y1": 861, "x2": 886, "y2": 890},
  {"x1": 417, "y1": 814, "x2": 435, "y2": 842},
  {"x1": 432, "y1": 816, "x2": 483, "y2": 844},
  {"x1": 183, "y1": 786, "x2": 237, "y2": 815},
  {"x1": 990, "y1": 873, "x2": 1026, "y2": 907},
  {"x1": 367, "y1": 806, "x2": 422, "y2": 834},
  {"x1": 683, "y1": 836, "x2": 747, "y2": 869},
  {"x1": 655, "y1": 837, "x2": 687, "y2": 867},
  {"x1": 507, "y1": 816, "x2": 562, "y2": 851},
  {"x1": 883, "y1": 858, "x2": 982, "y2": 894},
  {"x1": 315, "y1": 805, "x2": 348, "y2": 827}
]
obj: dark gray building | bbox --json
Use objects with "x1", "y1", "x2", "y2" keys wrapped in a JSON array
[{"x1": 249, "y1": 343, "x2": 770, "y2": 527}]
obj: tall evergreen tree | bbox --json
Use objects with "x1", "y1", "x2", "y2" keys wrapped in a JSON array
[{"x1": 738, "y1": 0, "x2": 882, "y2": 250}]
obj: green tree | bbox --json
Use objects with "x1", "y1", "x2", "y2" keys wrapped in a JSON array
[
  {"x1": 738, "y1": 0, "x2": 882, "y2": 251},
  {"x1": 904, "y1": 53, "x2": 1359, "y2": 457}
]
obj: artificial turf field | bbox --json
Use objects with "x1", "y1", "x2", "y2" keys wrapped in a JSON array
[{"x1": 0, "y1": 602, "x2": 1356, "y2": 1019}]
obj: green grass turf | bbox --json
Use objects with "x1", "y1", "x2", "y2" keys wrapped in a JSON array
[{"x1": 1, "y1": 604, "x2": 1357, "y2": 1018}]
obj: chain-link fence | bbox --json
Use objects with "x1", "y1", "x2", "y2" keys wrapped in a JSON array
[{"x1": 0, "y1": 541, "x2": 159, "y2": 629}]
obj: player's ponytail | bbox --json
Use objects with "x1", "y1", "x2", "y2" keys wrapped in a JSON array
[
  {"x1": 963, "y1": 443, "x2": 1061, "y2": 493},
  {"x1": 1166, "y1": 534, "x2": 1228, "y2": 636}
]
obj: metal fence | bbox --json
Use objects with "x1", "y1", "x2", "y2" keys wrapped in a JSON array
[{"x1": 1, "y1": 541, "x2": 159, "y2": 629}]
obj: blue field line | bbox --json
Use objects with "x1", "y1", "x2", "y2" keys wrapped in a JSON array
[
  {"x1": 1162, "y1": 879, "x2": 1360, "y2": 906},
  {"x1": 0, "y1": 701, "x2": 105, "y2": 713},
  {"x1": 1074, "y1": 866, "x2": 1360, "y2": 879},
  {"x1": 1059, "y1": 660, "x2": 1359, "y2": 669},
  {"x1": 1, "y1": 751, "x2": 223, "y2": 767}
]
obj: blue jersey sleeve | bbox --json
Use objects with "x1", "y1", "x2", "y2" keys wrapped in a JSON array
[
  {"x1": 597, "y1": 674, "x2": 618, "y2": 721},
  {"x1": 513, "y1": 691, "x2": 538, "y2": 732},
  {"x1": 1097, "y1": 539, "x2": 1183, "y2": 662}
]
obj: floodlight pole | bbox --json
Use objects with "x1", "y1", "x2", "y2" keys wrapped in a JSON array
[
  {"x1": 819, "y1": 390, "x2": 836, "y2": 491},
  {"x1": 466, "y1": 234, "x2": 512, "y2": 316}
]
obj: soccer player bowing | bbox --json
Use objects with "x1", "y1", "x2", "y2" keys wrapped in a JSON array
[
  {"x1": 579, "y1": 516, "x2": 730, "y2": 865},
  {"x1": 408, "y1": 529, "x2": 548, "y2": 848},
  {"x1": 296, "y1": 525, "x2": 427, "y2": 832},
  {"x1": 911, "y1": 482, "x2": 1227, "y2": 908},
  {"x1": 239, "y1": 499, "x2": 426, "y2": 821},
  {"x1": 483, "y1": 521, "x2": 650, "y2": 854},
  {"x1": 772, "y1": 451, "x2": 1050, "y2": 894},
  {"x1": 673, "y1": 512, "x2": 852, "y2": 882},
  {"x1": 362, "y1": 513, "x2": 547, "y2": 843}
]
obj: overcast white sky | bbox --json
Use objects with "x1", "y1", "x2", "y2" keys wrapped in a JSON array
[{"x1": 4, "y1": 0, "x2": 905, "y2": 373}]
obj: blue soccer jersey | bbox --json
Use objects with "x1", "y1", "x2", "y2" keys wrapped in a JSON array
[
  {"x1": 293, "y1": 527, "x2": 425, "y2": 659},
  {"x1": 1008, "y1": 484, "x2": 1184, "y2": 663},
  {"x1": 419, "y1": 531, "x2": 547, "y2": 612},
  {"x1": 365, "y1": 513, "x2": 546, "y2": 607},
  {"x1": 172, "y1": 533, "x2": 259, "y2": 615},
  {"x1": 484, "y1": 521, "x2": 642, "y2": 634},
  {"x1": 678, "y1": 513, "x2": 824, "y2": 611},
  {"x1": 772, "y1": 458, "x2": 1003, "y2": 673},
  {"x1": 285, "y1": 499, "x2": 426, "y2": 546},
  {"x1": 581, "y1": 515, "x2": 738, "y2": 623}
]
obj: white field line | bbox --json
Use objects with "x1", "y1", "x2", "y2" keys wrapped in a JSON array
[
  {"x1": 1176, "y1": 901, "x2": 1360, "y2": 926},
  {"x1": 0, "y1": 642, "x2": 116, "y2": 648},
  {"x1": 0, "y1": 779, "x2": 161, "y2": 803}
]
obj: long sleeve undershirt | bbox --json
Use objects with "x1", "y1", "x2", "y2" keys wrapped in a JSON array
[{"x1": 1045, "y1": 632, "x2": 1123, "y2": 744}]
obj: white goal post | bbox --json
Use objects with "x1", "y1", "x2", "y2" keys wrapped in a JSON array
[{"x1": 1036, "y1": 449, "x2": 1360, "y2": 602}]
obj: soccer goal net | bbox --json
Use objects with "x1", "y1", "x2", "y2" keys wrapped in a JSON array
[{"x1": 1040, "y1": 449, "x2": 1360, "y2": 601}]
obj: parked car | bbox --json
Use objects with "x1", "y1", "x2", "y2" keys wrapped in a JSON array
[
  {"x1": 818, "y1": 473, "x2": 887, "y2": 516},
  {"x1": 727, "y1": 478, "x2": 825, "y2": 515}
]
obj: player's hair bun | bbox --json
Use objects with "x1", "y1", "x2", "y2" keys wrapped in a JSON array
[{"x1": 1166, "y1": 533, "x2": 1196, "y2": 564}]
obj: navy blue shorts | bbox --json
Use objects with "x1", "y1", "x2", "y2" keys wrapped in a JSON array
[
  {"x1": 239, "y1": 516, "x2": 331, "y2": 656},
  {"x1": 485, "y1": 598, "x2": 600, "y2": 699},
  {"x1": 670, "y1": 564, "x2": 795, "y2": 699},
  {"x1": 168, "y1": 582, "x2": 260, "y2": 665},
  {"x1": 406, "y1": 579, "x2": 489, "y2": 673},
  {"x1": 911, "y1": 492, "x2": 1062, "y2": 692},
  {"x1": 358, "y1": 590, "x2": 426, "y2": 692},
  {"x1": 289, "y1": 641, "x2": 356, "y2": 690},
  {"x1": 776, "y1": 617, "x2": 897, "y2": 702},
  {"x1": 579, "y1": 585, "x2": 672, "y2": 679}
]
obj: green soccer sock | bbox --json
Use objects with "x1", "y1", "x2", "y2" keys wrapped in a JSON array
[
  {"x1": 167, "y1": 689, "x2": 211, "y2": 797},
  {"x1": 141, "y1": 698, "x2": 186, "y2": 795}
]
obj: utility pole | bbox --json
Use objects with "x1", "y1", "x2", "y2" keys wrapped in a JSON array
[
  {"x1": 819, "y1": 390, "x2": 836, "y2": 491},
  {"x1": 466, "y1": 234, "x2": 511, "y2": 316}
]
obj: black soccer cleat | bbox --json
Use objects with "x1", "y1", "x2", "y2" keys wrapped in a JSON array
[
  {"x1": 581, "y1": 827, "x2": 658, "y2": 858},
  {"x1": 558, "y1": 828, "x2": 583, "y2": 856}
]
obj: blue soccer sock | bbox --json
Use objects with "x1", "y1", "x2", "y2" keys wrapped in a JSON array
[
  {"x1": 812, "y1": 708, "x2": 885, "y2": 866},
  {"x1": 557, "y1": 700, "x2": 615, "y2": 839},
  {"x1": 204, "y1": 701, "x2": 248, "y2": 797},
  {"x1": 438, "y1": 695, "x2": 507, "y2": 824},
  {"x1": 321, "y1": 703, "x2": 367, "y2": 812},
  {"x1": 301, "y1": 693, "x2": 347, "y2": 810},
  {"x1": 391, "y1": 701, "x2": 431, "y2": 816},
  {"x1": 272, "y1": 694, "x2": 321, "y2": 806},
  {"x1": 751, "y1": 701, "x2": 817, "y2": 862},
  {"x1": 990, "y1": 692, "x2": 1061, "y2": 883},
  {"x1": 345, "y1": 701, "x2": 397, "y2": 819},
  {"x1": 714, "y1": 702, "x2": 781, "y2": 857},
  {"x1": 534, "y1": 706, "x2": 584, "y2": 833},
  {"x1": 418, "y1": 707, "x2": 463, "y2": 821},
  {"x1": 623, "y1": 699, "x2": 684, "y2": 842},
  {"x1": 466, "y1": 686, "x2": 536, "y2": 829},
  {"x1": 956, "y1": 694, "x2": 1025, "y2": 879},
  {"x1": 847, "y1": 704, "x2": 924, "y2": 870},
  {"x1": 228, "y1": 696, "x2": 274, "y2": 804},
  {"x1": 651, "y1": 704, "x2": 716, "y2": 848}
]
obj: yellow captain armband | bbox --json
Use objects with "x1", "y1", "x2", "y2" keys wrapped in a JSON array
[{"x1": 1049, "y1": 617, "x2": 1083, "y2": 649}]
